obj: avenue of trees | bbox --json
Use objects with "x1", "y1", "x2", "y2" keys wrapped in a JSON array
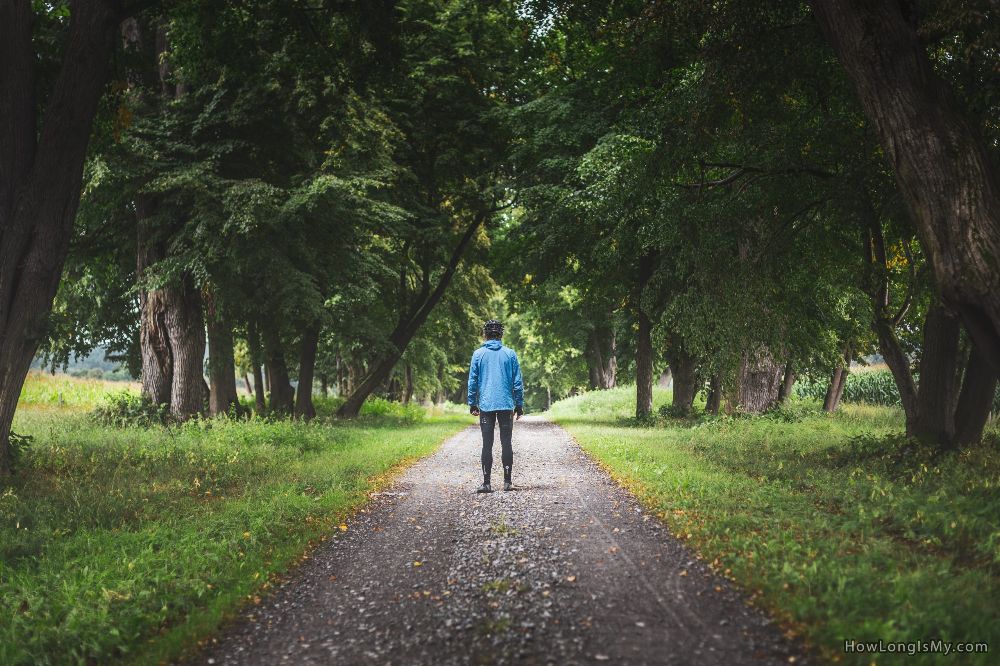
[{"x1": 1, "y1": 0, "x2": 998, "y2": 473}]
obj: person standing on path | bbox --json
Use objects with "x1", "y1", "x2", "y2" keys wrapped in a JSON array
[{"x1": 468, "y1": 319, "x2": 524, "y2": 493}]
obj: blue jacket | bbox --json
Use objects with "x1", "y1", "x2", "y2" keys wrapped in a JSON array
[{"x1": 468, "y1": 339, "x2": 524, "y2": 412}]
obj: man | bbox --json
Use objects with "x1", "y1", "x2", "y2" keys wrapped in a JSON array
[{"x1": 468, "y1": 319, "x2": 524, "y2": 493}]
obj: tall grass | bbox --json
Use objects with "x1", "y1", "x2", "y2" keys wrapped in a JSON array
[
  {"x1": 17, "y1": 371, "x2": 139, "y2": 412},
  {"x1": 548, "y1": 385, "x2": 1000, "y2": 665}
]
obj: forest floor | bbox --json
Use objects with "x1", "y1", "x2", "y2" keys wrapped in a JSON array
[{"x1": 196, "y1": 416, "x2": 801, "y2": 665}]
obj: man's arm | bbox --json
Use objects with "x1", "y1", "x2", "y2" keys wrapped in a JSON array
[
  {"x1": 512, "y1": 352, "x2": 524, "y2": 417},
  {"x1": 467, "y1": 351, "x2": 480, "y2": 415}
]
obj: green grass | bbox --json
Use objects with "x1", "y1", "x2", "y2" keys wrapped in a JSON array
[
  {"x1": 548, "y1": 385, "x2": 1000, "y2": 665},
  {"x1": 17, "y1": 371, "x2": 140, "y2": 413},
  {"x1": 2, "y1": 375, "x2": 467, "y2": 665}
]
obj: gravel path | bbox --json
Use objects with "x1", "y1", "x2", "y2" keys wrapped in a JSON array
[{"x1": 196, "y1": 416, "x2": 803, "y2": 665}]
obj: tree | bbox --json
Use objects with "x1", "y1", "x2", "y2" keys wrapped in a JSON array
[
  {"x1": 810, "y1": 0, "x2": 1000, "y2": 374},
  {"x1": 0, "y1": 0, "x2": 136, "y2": 474}
]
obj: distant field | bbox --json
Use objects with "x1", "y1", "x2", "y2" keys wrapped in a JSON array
[
  {"x1": 3, "y1": 373, "x2": 466, "y2": 665},
  {"x1": 549, "y1": 386, "x2": 1000, "y2": 665},
  {"x1": 17, "y1": 370, "x2": 139, "y2": 412}
]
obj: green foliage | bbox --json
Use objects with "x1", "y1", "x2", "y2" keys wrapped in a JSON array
[
  {"x1": 795, "y1": 369, "x2": 1000, "y2": 410},
  {"x1": 795, "y1": 369, "x2": 903, "y2": 406},
  {"x1": 550, "y1": 386, "x2": 1000, "y2": 665},
  {"x1": 91, "y1": 391, "x2": 170, "y2": 428}
]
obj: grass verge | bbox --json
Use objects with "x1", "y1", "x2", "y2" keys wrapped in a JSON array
[
  {"x1": 1, "y1": 374, "x2": 467, "y2": 665},
  {"x1": 548, "y1": 385, "x2": 1000, "y2": 665}
]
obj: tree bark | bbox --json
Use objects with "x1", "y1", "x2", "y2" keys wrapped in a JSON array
[
  {"x1": 777, "y1": 362, "x2": 796, "y2": 404},
  {"x1": 206, "y1": 292, "x2": 240, "y2": 417},
  {"x1": 586, "y1": 325, "x2": 617, "y2": 389},
  {"x1": 823, "y1": 368, "x2": 845, "y2": 413},
  {"x1": 243, "y1": 373, "x2": 253, "y2": 395},
  {"x1": 137, "y1": 198, "x2": 172, "y2": 405},
  {"x1": 0, "y1": 0, "x2": 120, "y2": 473},
  {"x1": 337, "y1": 212, "x2": 485, "y2": 417},
  {"x1": 635, "y1": 255, "x2": 654, "y2": 420},
  {"x1": 953, "y1": 346, "x2": 999, "y2": 446},
  {"x1": 912, "y1": 303, "x2": 963, "y2": 443},
  {"x1": 665, "y1": 345, "x2": 698, "y2": 417},
  {"x1": 823, "y1": 346, "x2": 851, "y2": 413},
  {"x1": 264, "y1": 325, "x2": 294, "y2": 415},
  {"x1": 402, "y1": 362, "x2": 414, "y2": 405},
  {"x1": 248, "y1": 322, "x2": 267, "y2": 414},
  {"x1": 810, "y1": 0, "x2": 1000, "y2": 374},
  {"x1": 705, "y1": 375, "x2": 722, "y2": 415},
  {"x1": 635, "y1": 309, "x2": 654, "y2": 420},
  {"x1": 734, "y1": 348, "x2": 784, "y2": 414},
  {"x1": 295, "y1": 324, "x2": 319, "y2": 420},
  {"x1": 165, "y1": 275, "x2": 205, "y2": 420}
]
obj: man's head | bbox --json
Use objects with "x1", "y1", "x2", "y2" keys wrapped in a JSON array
[{"x1": 482, "y1": 319, "x2": 504, "y2": 340}]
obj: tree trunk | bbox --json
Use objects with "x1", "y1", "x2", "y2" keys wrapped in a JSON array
[
  {"x1": 206, "y1": 293, "x2": 239, "y2": 417},
  {"x1": 402, "y1": 363, "x2": 414, "y2": 405},
  {"x1": 165, "y1": 275, "x2": 205, "y2": 420},
  {"x1": 295, "y1": 324, "x2": 319, "y2": 420},
  {"x1": 823, "y1": 367, "x2": 845, "y2": 413},
  {"x1": 244, "y1": 373, "x2": 253, "y2": 395},
  {"x1": 635, "y1": 254, "x2": 655, "y2": 420},
  {"x1": 810, "y1": 0, "x2": 1000, "y2": 374},
  {"x1": 248, "y1": 323, "x2": 267, "y2": 414},
  {"x1": 873, "y1": 316, "x2": 920, "y2": 430},
  {"x1": 912, "y1": 303, "x2": 963, "y2": 443},
  {"x1": 0, "y1": 0, "x2": 120, "y2": 474},
  {"x1": 777, "y1": 362, "x2": 796, "y2": 404},
  {"x1": 337, "y1": 213, "x2": 485, "y2": 417},
  {"x1": 586, "y1": 325, "x2": 617, "y2": 389},
  {"x1": 734, "y1": 348, "x2": 784, "y2": 414},
  {"x1": 665, "y1": 345, "x2": 698, "y2": 417},
  {"x1": 137, "y1": 198, "x2": 172, "y2": 406},
  {"x1": 823, "y1": 346, "x2": 851, "y2": 413},
  {"x1": 953, "y1": 346, "x2": 999, "y2": 446},
  {"x1": 546, "y1": 386, "x2": 552, "y2": 410},
  {"x1": 320, "y1": 374, "x2": 329, "y2": 397},
  {"x1": 635, "y1": 308, "x2": 654, "y2": 420},
  {"x1": 263, "y1": 325, "x2": 294, "y2": 415},
  {"x1": 705, "y1": 375, "x2": 722, "y2": 415}
]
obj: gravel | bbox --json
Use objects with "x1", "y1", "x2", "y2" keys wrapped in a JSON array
[{"x1": 193, "y1": 416, "x2": 805, "y2": 665}]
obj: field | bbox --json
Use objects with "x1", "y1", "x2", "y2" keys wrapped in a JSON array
[
  {"x1": 549, "y1": 386, "x2": 1000, "y2": 665},
  {"x1": 2, "y1": 373, "x2": 467, "y2": 665}
]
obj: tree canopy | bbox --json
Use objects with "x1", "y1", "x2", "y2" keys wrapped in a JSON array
[{"x1": 1, "y1": 0, "x2": 998, "y2": 472}]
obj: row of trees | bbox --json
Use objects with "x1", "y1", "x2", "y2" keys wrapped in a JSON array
[
  {"x1": 1, "y1": 0, "x2": 533, "y2": 473},
  {"x1": 500, "y1": 0, "x2": 999, "y2": 448},
  {"x1": 1, "y1": 0, "x2": 998, "y2": 473}
]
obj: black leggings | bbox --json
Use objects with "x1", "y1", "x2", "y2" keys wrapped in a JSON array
[{"x1": 480, "y1": 410, "x2": 513, "y2": 482}]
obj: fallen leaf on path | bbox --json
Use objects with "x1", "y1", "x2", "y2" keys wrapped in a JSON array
[
  {"x1": 565, "y1": 575, "x2": 576, "y2": 582},
  {"x1": 679, "y1": 570, "x2": 688, "y2": 577},
  {"x1": 338, "y1": 524, "x2": 348, "y2": 532}
]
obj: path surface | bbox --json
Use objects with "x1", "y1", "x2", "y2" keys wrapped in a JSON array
[{"x1": 196, "y1": 417, "x2": 803, "y2": 665}]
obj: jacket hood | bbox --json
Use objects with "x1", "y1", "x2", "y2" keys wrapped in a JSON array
[{"x1": 482, "y1": 339, "x2": 503, "y2": 350}]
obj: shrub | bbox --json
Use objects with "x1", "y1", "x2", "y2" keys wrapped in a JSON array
[{"x1": 91, "y1": 391, "x2": 169, "y2": 428}]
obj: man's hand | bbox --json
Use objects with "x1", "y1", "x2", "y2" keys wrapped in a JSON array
[
  {"x1": 514, "y1": 405, "x2": 523, "y2": 420},
  {"x1": 470, "y1": 405, "x2": 480, "y2": 416}
]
